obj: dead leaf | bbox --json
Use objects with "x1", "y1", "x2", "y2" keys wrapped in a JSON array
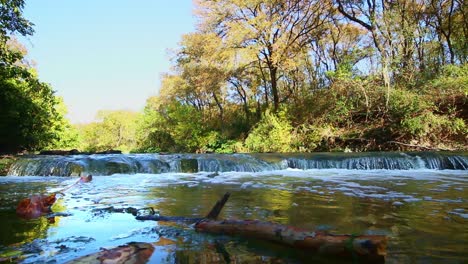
[
  {"x1": 16, "y1": 193, "x2": 56, "y2": 219},
  {"x1": 67, "y1": 242, "x2": 155, "y2": 264}
]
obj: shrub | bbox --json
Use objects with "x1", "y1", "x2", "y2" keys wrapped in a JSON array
[
  {"x1": 245, "y1": 110, "x2": 295, "y2": 152},
  {"x1": 293, "y1": 123, "x2": 336, "y2": 151},
  {"x1": 388, "y1": 88, "x2": 433, "y2": 121},
  {"x1": 400, "y1": 112, "x2": 466, "y2": 142}
]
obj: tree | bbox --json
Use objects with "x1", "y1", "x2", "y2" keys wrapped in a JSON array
[
  {"x1": 197, "y1": 0, "x2": 330, "y2": 112},
  {"x1": 1, "y1": 0, "x2": 33, "y2": 69},
  {"x1": 78, "y1": 110, "x2": 140, "y2": 152}
]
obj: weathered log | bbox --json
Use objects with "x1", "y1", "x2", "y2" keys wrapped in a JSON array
[
  {"x1": 135, "y1": 192, "x2": 387, "y2": 261},
  {"x1": 95, "y1": 149, "x2": 122, "y2": 154},
  {"x1": 195, "y1": 219, "x2": 387, "y2": 262},
  {"x1": 135, "y1": 192, "x2": 230, "y2": 223},
  {"x1": 39, "y1": 149, "x2": 122, "y2": 155},
  {"x1": 205, "y1": 192, "x2": 230, "y2": 219},
  {"x1": 39, "y1": 149, "x2": 80, "y2": 155}
]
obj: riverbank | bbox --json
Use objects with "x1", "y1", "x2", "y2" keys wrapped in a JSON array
[{"x1": 0, "y1": 155, "x2": 16, "y2": 176}]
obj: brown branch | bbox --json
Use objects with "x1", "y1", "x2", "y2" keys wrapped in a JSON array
[
  {"x1": 195, "y1": 219, "x2": 387, "y2": 262},
  {"x1": 136, "y1": 192, "x2": 387, "y2": 261},
  {"x1": 205, "y1": 192, "x2": 231, "y2": 219}
]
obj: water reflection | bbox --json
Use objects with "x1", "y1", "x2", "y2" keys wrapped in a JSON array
[{"x1": 0, "y1": 170, "x2": 466, "y2": 263}]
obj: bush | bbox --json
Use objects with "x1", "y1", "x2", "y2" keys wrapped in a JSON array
[
  {"x1": 401, "y1": 112, "x2": 466, "y2": 142},
  {"x1": 423, "y1": 64, "x2": 467, "y2": 117},
  {"x1": 293, "y1": 123, "x2": 336, "y2": 151},
  {"x1": 245, "y1": 110, "x2": 295, "y2": 152},
  {"x1": 388, "y1": 88, "x2": 433, "y2": 121}
]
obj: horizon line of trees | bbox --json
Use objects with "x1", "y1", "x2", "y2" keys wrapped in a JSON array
[
  {"x1": 2, "y1": 0, "x2": 466, "y2": 154},
  {"x1": 133, "y1": 0, "x2": 467, "y2": 153}
]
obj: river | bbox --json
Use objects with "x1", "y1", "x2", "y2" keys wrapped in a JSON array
[{"x1": 0, "y1": 152, "x2": 467, "y2": 263}]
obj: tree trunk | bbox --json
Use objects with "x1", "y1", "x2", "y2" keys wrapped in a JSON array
[{"x1": 269, "y1": 65, "x2": 280, "y2": 112}]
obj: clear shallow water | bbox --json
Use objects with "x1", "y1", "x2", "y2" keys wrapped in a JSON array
[{"x1": 0, "y1": 169, "x2": 467, "y2": 263}]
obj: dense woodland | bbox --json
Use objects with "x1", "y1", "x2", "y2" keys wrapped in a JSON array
[
  {"x1": 0, "y1": 0, "x2": 77, "y2": 153},
  {"x1": 1, "y1": 0, "x2": 467, "y2": 154}
]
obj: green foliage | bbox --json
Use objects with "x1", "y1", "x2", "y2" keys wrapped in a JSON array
[
  {"x1": 44, "y1": 97, "x2": 80, "y2": 150},
  {"x1": 245, "y1": 110, "x2": 295, "y2": 153},
  {"x1": 0, "y1": 2, "x2": 79, "y2": 153},
  {"x1": 0, "y1": 156, "x2": 15, "y2": 175},
  {"x1": 78, "y1": 110, "x2": 140, "y2": 153},
  {"x1": 400, "y1": 112, "x2": 466, "y2": 143},
  {"x1": 0, "y1": 71, "x2": 73, "y2": 152},
  {"x1": 388, "y1": 89, "x2": 433, "y2": 121},
  {"x1": 129, "y1": 0, "x2": 467, "y2": 152},
  {"x1": 293, "y1": 124, "x2": 336, "y2": 152}
]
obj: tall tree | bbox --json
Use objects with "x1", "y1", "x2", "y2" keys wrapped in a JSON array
[
  {"x1": 197, "y1": 0, "x2": 330, "y2": 112},
  {"x1": 0, "y1": 1, "x2": 76, "y2": 152}
]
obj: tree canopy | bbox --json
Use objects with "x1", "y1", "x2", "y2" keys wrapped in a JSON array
[
  {"x1": 0, "y1": 0, "x2": 77, "y2": 153},
  {"x1": 1, "y1": 0, "x2": 466, "y2": 153},
  {"x1": 136, "y1": 0, "x2": 467, "y2": 153}
]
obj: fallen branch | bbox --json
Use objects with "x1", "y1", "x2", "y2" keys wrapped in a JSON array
[
  {"x1": 205, "y1": 192, "x2": 230, "y2": 220},
  {"x1": 195, "y1": 219, "x2": 386, "y2": 262},
  {"x1": 136, "y1": 192, "x2": 387, "y2": 261},
  {"x1": 136, "y1": 192, "x2": 230, "y2": 223}
]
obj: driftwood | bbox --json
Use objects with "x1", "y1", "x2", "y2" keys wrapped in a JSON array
[
  {"x1": 195, "y1": 219, "x2": 386, "y2": 262},
  {"x1": 136, "y1": 192, "x2": 387, "y2": 261},
  {"x1": 135, "y1": 192, "x2": 230, "y2": 222}
]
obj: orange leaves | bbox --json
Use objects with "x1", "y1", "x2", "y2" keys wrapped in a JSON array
[
  {"x1": 16, "y1": 175, "x2": 92, "y2": 219},
  {"x1": 16, "y1": 193, "x2": 57, "y2": 219}
]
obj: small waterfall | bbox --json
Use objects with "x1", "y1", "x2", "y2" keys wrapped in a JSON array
[
  {"x1": 286, "y1": 152, "x2": 468, "y2": 170},
  {"x1": 7, "y1": 152, "x2": 468, "y2": 176}
]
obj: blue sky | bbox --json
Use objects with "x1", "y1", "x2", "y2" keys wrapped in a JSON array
[{"x1": 21, "y1": 1, "x2": 195, "y2": 124}]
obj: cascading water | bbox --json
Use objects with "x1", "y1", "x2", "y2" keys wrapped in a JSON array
[
  {"x1": 7, "y1": 152, "x2": 468, "y2": 176},
  {"x1": 1, "y1": 152, "x2": 467, "y2": 263}
]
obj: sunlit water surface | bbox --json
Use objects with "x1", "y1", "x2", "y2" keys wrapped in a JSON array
[{"x1": 0, "y1": 169, "x2": 467, "y2": 263}]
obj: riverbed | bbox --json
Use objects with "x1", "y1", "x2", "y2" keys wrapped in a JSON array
[{"x1": 0, "y1": 153, "x2": 467, "y2": 263}]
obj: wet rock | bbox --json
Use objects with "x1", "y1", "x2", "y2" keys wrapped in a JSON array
[{"x1": 180, "y1": 159, "x2": 198, "y2": 173}]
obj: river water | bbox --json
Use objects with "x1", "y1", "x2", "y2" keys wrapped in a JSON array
[{"x1": 0, "y1": 152, "x2": 467, "y2": 263}]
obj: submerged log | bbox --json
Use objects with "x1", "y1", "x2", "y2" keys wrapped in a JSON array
[
  {"x1": 135, "y1": 192, "x2": 387, "y2": 261},
  {"x1": 195, "y1": 219, "x2": 386, "y2": 262},
  {"x1": 136, "y1": 192, "x2": 230, "y2": 223}
]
